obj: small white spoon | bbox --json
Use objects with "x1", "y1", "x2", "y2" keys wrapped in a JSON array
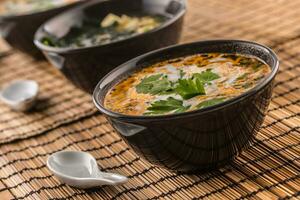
[
  {"x1": 47, "y1": 151, "x2": 128, "y2": 189},
  {"x1": 0, "y1": 80, "x2": 39, "y2": 111}
]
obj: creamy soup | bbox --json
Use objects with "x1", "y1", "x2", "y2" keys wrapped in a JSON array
[
  {"x1": 104, "y1": 53, "x2": 271, "y2": 116},
  {"x1": 0, "y1": 0, "x2": 78, "y2": 15}
]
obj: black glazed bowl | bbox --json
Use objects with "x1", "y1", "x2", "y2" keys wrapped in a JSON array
[
  {"x1": 93, "y1": 40, "x2": 279, "y2": 172},
  {"x1": 0, "y1": 0, "x2": 85, "y2": 59},
  {"x1": 34, "y1": 0, "x2": 186, "y2": 94}
]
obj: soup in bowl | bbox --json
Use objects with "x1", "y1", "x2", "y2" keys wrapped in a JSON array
[
  {"x1": 35, "y1": 0, "x2": 186, "y2": 93},
  {"x1": 35, "y1": 0, "x2": 186, "y2": 94},
  {"x1": 93, "y1": 40, "x2": 279, "y2": 172},
  {"x1": 105, "y1": 53, "x2": 271, "y2": 116},
  {"x1": 41, "y1": 13, "x2": 167, "y2": 48}
]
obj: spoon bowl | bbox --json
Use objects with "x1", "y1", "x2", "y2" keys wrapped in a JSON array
[
  {"x1": 0, "y1": 80, "x2": 39, "y2": 111},
  {"x1": 47, "y1": 151, "x2": 128, "y2": 188}
]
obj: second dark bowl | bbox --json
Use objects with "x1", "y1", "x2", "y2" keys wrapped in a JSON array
[
  {"x1": 35, "y1": 0, "x2": 187, "y2": 93},
  {"x1": 93, "y1": 40, "x2": 279, "y2": 172},
  {"x1": 0, "y1": 0, "x2": 85, "y2": 59}
]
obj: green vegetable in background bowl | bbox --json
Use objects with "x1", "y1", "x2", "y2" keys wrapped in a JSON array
[{"x1": 41, "y1": 13, "x2": 166, "y2": 48}]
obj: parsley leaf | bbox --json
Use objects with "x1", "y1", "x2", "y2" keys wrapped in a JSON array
[
  {"x1": 242, "y1": 82, "x2": 253, "y2": 89},
  {"x1": 193, "y1": 69, "x2": 220, "y2": 83},
  {"x1": 175, "y1": 76, "x2": 205, "y2": 100},
  {"x1": 239, "y1": 58, "x2": 264, "y2": 71},
  {"x1": 41, "y1": 37, "x2": 57, "y2": 47},
  {"x1": 196, "y1": 98, "x2": 225, "y2": 109},
  {"x1": 145, "y1": 97, "x2": 190, "y2": 115},
  {"x1": 236, "y1": 73, "x2": 250, "y2": 80},
  {"x1": 252, "y1": 62, "x2": 263, "y2": 71},
  {"x1": 136, "y1": 74, "x2": 172, "y2": 95}
]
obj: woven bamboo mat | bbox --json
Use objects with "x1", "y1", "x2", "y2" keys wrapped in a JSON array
[
  {"x1": 0, "y1": 53, "x2": 97, "y2": 144},
  {"x1": 0, "y1": 0, "x2": 299, "y2": 199}
]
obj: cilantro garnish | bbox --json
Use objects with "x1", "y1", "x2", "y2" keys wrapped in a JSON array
[
  {"x1": 41, "y1": 37, "x2": 57, "y2": 47},
  {"x1": 193, "y1": 69, "x2": 220, "y2": 83},
  {"x1": 252, "y1": 62, "x2": 263, "y2": 71},
  {"x1": 175, "y1": 76, "x2": 206, "y2": 100},
  {"x1": 196, "y1": 98, "x2": 225, "y2": 109},
  {"x1": 136, "y1": 74, "x2": 173, "y2": 95},
  {"x1": 138, "y1": 68, "x2": 222, "y2": 114},
  {"x1": 175, "y1": 69, "x2": 220, "y2": 100},
  {"x1": 145, "y1": 97, "x2": 190, "y2": 115},
  {"x1": 236, "y1": 73, "x2": 250, "y2": 81},
  {"x1": 242, "y1": 82, "x2": 253, "y2": 89},
  {"x1": 239, "y1": 58, "x2": 264, "y2": 71}
]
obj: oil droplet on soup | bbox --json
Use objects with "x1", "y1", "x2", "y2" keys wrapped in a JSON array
[{"x1": 104, "y1": 53, "x2": 271, "y2": 116}]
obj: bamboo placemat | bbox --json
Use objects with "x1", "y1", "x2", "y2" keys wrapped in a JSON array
[
  {"x1": 0, "y1": 53, "x2": 97, "y2": 144},
  {"x1": 0, "y1": 0, "x2": 299, "y2": 199}
]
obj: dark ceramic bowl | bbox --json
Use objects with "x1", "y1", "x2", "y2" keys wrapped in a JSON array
[
  {"x1": 0, "y1": 0, "x2": 85, "y2": 59},
  {"x1": 34, "y1": 0, "x2": 186, "y2": 93},
  {"x1": 93, "y1": 40, "x2": 279, "y2": 172}
]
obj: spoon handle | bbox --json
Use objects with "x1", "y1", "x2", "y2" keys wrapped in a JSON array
[{"x1": 96, "y1": 171, "x2": 128, "y2": 185}]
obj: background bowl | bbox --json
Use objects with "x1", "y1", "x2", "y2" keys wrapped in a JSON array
[
  {"x1": 35, "y1": 0, "x2": 187, "y2": 94},
  {"x1": 0, "y1": 0, "x2": 85, "y2": 59},
  {"x1": 93, "y1": 40, "x2": 279, "y2": 172}
]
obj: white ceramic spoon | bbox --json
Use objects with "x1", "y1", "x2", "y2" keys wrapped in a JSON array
[
  {"x1": 0, "y1": 80, "x2": 39, "y2": 111},
  {"x1": 47, "y1": 151, "x2": 128, "y2": 189}
]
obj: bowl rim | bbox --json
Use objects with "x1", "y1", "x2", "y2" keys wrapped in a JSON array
[
  {"x1": 0, "y1": 0, "x2": 84, "y2": 20},
  {"x1": 34, "y1": 0, "x2": 187, "y2": 54},
  {"x1": 93, "y1": 39, "x2": 279, "y2": 122}
]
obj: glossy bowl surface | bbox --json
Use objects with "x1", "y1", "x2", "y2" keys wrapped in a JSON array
[
  {"x1": 0, "y1": 0, "x2": 85, "y2": 59},
  {"x1": 93, "y1": 40, "x2": 279, "y2": 172},
  {"x1": 35, "y1": 0, "x2": 187, "y2": 93}
]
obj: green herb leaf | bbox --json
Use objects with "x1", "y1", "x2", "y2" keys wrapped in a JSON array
[
  {"x1": 174, "y1": 105, "x2": 191, "y2": 113},
  {"x1": 252, "y1": 62, "x2": 263, "y2": 71},
  {"x1": 175, "y1": 77, "x2": 205, "y2": 100},
  {"x1": 193, "y1": 69, "x2": 220, "y2": 83},
  {"x1": 41, "y1": 37, "x2": 57, "y2": 47},
  {"x1": 136, "y1": 74, "x2": 172, "y2": 95},
  {"x1": 254, "y1": 75, "x2": 265, "y2": 81},
  {"x1": 197, "y1": 98, "x2": 225, "y2": 109},
  {"x1": 145, "y1": 97, "x2": 189, "y2": 115},
  {"x1": 239, "y1": 58, "x2": 264, "y2": 71},
  {"x1": 242, "y1": 82, "x2": 253, "y2": 89},
  {"x1": 236, "y1": 73, "x2": 250, "y2": 81}
]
